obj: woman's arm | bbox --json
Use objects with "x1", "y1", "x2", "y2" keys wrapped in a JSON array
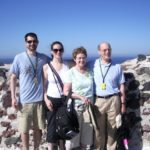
[
  {"x1": 43, "y1": 64, "x2": 53, "y2": 111},
  {"x1": 63, "y1": 83, "x2": 90, "y2": 104}
]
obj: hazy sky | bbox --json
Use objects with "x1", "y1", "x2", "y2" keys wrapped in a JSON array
[{"x1": 0, "y1": 0, "x2": 150, "y2": 59}]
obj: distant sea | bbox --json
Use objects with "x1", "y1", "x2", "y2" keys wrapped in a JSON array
[
  {"x1": 88, "y1": 55, "x2": 135, "y2": 64},
  {"x1": 67, "y1": 55, "x2": 135, "y2": 64},
  {"x1": 0, "y1": 55, "x2": 135, "y2": 64}
]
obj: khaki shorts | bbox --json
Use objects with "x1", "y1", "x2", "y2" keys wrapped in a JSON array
[{"x1": 17, "y1": 102, "x2": 45, "y2": 133}]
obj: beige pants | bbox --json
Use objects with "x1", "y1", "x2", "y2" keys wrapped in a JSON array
[{"x1": 95, "y1": 95, "x2": 121, "y2": 150}]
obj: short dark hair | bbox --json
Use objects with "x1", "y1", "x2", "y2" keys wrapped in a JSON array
[
  {"x1": 50, "y1": 41, "x2": 64, "y2": 52},
  {"x1": 24, "y1": 32, "x2": 38, "y2": 42},
  {"x1": 72, "y1": 47, "x2": 87, "y2": 59}
]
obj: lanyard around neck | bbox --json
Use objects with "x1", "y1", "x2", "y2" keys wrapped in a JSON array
[
  {"x1": 99, "y1": 59, "x2": 111, "y2": 83},
  {"x1": 26, "y1": 51, "x2": 38, "y2": 77}
]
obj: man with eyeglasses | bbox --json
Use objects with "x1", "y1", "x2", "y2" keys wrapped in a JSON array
[
  {"x1": 10, "y1": 32, "x2": 50, "y2": 150},
  {"x1": 93, "y1": 42, "x2": 126, "y2": 150}
]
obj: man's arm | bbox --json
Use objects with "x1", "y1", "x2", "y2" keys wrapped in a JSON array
[
  {"x1": 10, "y1": 73, "x2": 18, "y2": 110},
  {"x1": 119, "y1": 83, "x2": 126, "y2": 113}
]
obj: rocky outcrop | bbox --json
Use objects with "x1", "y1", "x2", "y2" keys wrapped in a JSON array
[
  {"x1": 121, "y1": 55, "x2": 150, "y2": 149},
  {"x1": 0, "y1": 56, "x2": 150, "y2": 149},
  {"x1": 0, "y1": 65, "x2": 47, "y2": 149}
]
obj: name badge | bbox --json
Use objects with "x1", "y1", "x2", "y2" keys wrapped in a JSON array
[
  {"x1": 33, "y1": 77, "x2": 38, "y2": 85},
  {"x1": 100, "y1": 83, "x2": 106, "y2": 90}
]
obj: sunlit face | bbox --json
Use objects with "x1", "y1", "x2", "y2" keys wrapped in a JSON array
[
  {"x1": 52, "y1": 44, "x2": 63, "y2": 59},
  {"x1": 99, "y1": 43, "x2": 111, "y2": 62},
  {"x1": 26, "y1": 36, "x2": 38, "y2": 52},
  {"x1": 74, "y1": 53, "x2": 87, "y2": 68}
]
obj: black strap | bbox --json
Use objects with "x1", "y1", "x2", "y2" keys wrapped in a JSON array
[
  {"x1": 48, "y1": 62, "x2": 72, "y2": 103},
  {"x1": 99, "y1": 59, "x2": 111, "y2": 83},
  {"x1": 48, "y1": 62, "x2": 64, "y2": 90}
]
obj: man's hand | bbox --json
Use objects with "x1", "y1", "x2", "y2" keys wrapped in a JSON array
[
  {"x1": 12, "y1": 98, "x2": 18, "y2": 111},
  {"x1": 121, "y1": 103, "x2": 126, "y2": 114}
]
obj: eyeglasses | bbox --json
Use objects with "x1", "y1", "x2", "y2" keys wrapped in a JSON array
[
  {"x1": 76, "y1": 57, "x2": 86, "y2": 60},
  {"x1": 101, "y1": 48, "x2": 111, "y2": 51},
  {"x1": 26, "y1": 40, "x2": 38, "y2": 44},
  {"x1": 52, "y1": 48, "x2": 63, "y2": 53}
]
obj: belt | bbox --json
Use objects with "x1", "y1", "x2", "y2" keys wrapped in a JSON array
[{"x1": 96, "y1": 93, "x2": 118, "y2": 99}]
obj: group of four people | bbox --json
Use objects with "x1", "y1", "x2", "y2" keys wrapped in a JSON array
[{"x1": 10, "y1": 32, "x2": 126, "y2": 150}]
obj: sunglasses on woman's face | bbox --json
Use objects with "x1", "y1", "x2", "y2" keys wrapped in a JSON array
[{"x1": 52, "y1": 48, "x2": 63, "y2": 53}]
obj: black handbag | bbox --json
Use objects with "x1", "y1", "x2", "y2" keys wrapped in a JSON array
[
  {"x1": 48, "y1": 63, "x2": 79, "y2": 140},
  {"x1": 55, "y1": 90, "x2": 79, "y2": 140}
]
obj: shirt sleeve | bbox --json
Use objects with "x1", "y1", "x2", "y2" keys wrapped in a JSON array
[
  {"x1": 118, "y1": 65, "x2": 125, "y2": 84},
  {"x1": 9, "y1": 55, "x2": 20, "y2": 78}
]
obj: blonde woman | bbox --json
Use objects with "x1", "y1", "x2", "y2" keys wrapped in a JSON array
[{"x1": 63, "y1": 47, "x2": 94, "y2": 150}]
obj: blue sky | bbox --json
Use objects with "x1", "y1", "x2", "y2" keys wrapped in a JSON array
[{"x1": 0, "y1": 0, "x2": 150, "y2": 59}]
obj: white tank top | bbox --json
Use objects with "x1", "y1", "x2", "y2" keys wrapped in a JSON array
[{"x1": 46, "y1": 63, "x2": 69, "y2": 98}]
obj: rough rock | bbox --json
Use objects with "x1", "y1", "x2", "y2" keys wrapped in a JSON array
[
  {"x1": 122, "y1": 55, "x2": 150, "y2": 149},
  {"x1": 0, "y1": 65, "x2": 48, "y2": 149},
  {"x1": 137, "y1": 54, "x2": 147, "y2": 61},
  {"x1": 0, "y1": 56, "x2": 150, "y2": 149}
]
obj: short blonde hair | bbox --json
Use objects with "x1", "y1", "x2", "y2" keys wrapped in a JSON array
[{"x1": 72, "y1": 47, "x2": 87, "y2": 59}]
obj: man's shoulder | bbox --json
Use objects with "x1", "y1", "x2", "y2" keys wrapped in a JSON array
[
  {"x1": 13, "y1": 52, "x2": 26, "y2": 61},
  {"x1": 111, "y1": 62, "x2": 123, "y2": 73},
  {"x1": 37, "y1": 52, "x2": 49, "y2": 58},
  {"x1": 85, "y1": 58, "x2": 98, "y2": 71},
  {"x1": 94, "y1": 58, "x2": 99, "y2": 64},
  {"x1": 111, "y1": 61, "x2": 121, "y2": 68},
  {"x1": 16, "y1": 51, "x2": 26, "y2": 57},
  {"x1": 37, "y1": 52, "x2": 51, "y2": 62},
  {"x1": 92, "y1": 58, "x2": 99, "y2": 67}
]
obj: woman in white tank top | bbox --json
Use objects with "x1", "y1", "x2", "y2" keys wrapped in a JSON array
[{"x1": 43, "y1": 41, "x2": 69, "y2": 150}]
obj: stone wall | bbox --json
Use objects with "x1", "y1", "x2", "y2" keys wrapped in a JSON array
[
  {"x1": 0, "y1": 56, "x2": 150, "y2": 149},
  {"x1": 0, "y1": 65, "x2": 47, "y2": 149},
  {"x1": 121, "y1": 55, "x2": 150, "y2": 149}
]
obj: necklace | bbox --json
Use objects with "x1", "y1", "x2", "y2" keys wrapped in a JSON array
[
  {"x1": 99, "y1": 59, "x2": 111, "y2": 90},
  {"x1": 26, "y1": 51, "x2": 38, "y2": 85}
]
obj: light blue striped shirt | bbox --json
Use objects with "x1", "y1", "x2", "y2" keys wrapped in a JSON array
[{"x1": 93, "y1": 58, "x2": 125, "y2": 96}]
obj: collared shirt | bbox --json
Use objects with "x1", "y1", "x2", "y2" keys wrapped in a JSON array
[{"x1": 93, "y1": 58, "x2": 125, "y2": 96}]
